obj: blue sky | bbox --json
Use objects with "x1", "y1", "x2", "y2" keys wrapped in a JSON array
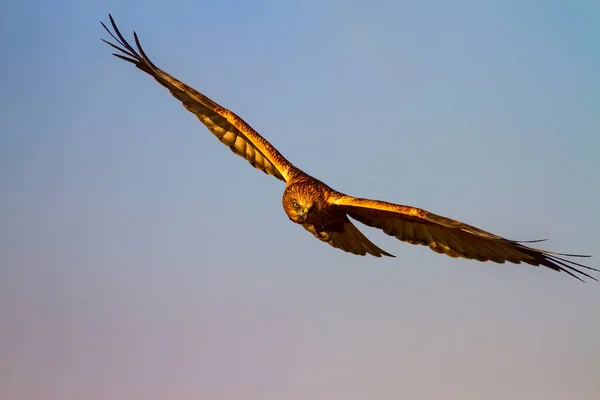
[{"x1": 1, "y1": 0, "x2": 599, "y2": 399}]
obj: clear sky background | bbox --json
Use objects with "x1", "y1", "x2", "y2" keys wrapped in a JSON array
[{"x1": 1, "y1": 0, "x2": 599, "y2": 399}]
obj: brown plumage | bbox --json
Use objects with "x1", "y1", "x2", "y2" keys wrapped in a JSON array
[{"x1": 101, "y1": 15, "x2": 598, "y2": 282}]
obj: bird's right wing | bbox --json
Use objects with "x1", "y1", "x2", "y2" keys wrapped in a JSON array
[{"x1": 101, "y1": 15, "x2": 295, "y2": 183}]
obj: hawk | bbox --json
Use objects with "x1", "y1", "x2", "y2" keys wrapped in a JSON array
[{"x1": 101, "y1": 15, "x2": 597, "y2": 282}]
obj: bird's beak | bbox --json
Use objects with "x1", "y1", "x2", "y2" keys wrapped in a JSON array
[{"x1": 299, "y1": 209, "x2": 308, "y2": 222}]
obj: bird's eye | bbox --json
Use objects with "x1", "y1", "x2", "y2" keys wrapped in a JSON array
[{"x1": 292, "y1": 200, "x2": 300, "y2": 209}]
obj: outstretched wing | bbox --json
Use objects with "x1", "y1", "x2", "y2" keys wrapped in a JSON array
[
  {"x1": 101, "y1": 15, "x2": 295, "y2": 182},
  {"x1": 302, "y1": 217, "x2": 394, "y2": 258},
  {"x1": 331, "y1": 195, "x2": 598, "y2": 282}
]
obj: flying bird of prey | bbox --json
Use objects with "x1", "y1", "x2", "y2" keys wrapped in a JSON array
[{"x1": 101, "y1": 15, "x2": 597, "y2": 282}]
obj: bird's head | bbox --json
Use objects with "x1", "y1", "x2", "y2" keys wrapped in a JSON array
[{"x1": 282, "y1": 184, "x2": 316, "y2": 224}]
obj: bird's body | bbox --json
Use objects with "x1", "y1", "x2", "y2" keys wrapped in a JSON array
[{"x1": 101, "y1": 15, "x2": 598, "y2": 281}]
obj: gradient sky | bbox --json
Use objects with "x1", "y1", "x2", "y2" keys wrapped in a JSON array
[{"x1": 1, "y1": 1, "x2": 599, "y2": 399}]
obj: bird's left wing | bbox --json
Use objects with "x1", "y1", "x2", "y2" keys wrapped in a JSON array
[
  {"x1": 331, "y1": 195, "x2": 598, "y2": 282},
  {"x1": 101, "y1": 15, "x2": 295, "y2": 182}
]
